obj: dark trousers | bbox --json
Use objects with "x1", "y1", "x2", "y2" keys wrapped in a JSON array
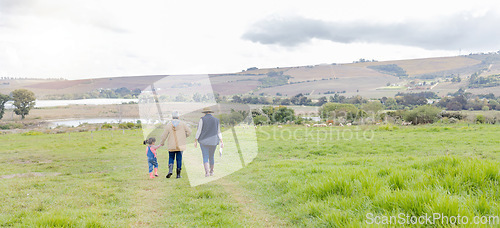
[{"x1": 169, "y1": 151, "x2": 183, "y2": 169}]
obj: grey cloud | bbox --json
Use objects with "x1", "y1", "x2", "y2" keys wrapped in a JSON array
[
  {"x1": 0, "y1": 0, "x2": 33, "y2": 13},
  {"x1": 242, "y1": 12, "x2": 500, "y2": 50}
]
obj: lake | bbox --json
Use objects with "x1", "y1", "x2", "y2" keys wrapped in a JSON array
[
  {"x1": 49, "y1": 118, "x2": 140, "y2": 128},
  {"x1": 5, "y1": 99, "x2": 138, "y2": 109}
]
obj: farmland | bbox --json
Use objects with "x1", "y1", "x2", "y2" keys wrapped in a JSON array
[
  {"x1": 1, "y1": 124, "x2": 499, "y2": 226},
  {"x1": 3, "y1": 53, "x2": 500, "y2": 100}
]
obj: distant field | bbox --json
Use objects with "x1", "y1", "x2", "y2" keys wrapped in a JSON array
[
  {"x1": 1, "y1": 54, "x2": 499, "y2": 99},
  {"x1": 257, "y1": 74, "x2": 401, "y2": 98},
  {"x1": 1, "y1": 104, "x2": 139, "y2": 122},
  {"x1": 376, "y1": 86, "x2": 406, "y2": 90},
  {"x1": 467, "y1": 86, "x2": 500, "y2": 97},
  {"x1": 1, "y1": 124, "x2": 499, "y2": 226},
  {"x1": 281, "y1": 64, "x2": 395, "y2": 82},
  {"x1": 352, "y1": 56, "x2": 481, "y2": 76}
]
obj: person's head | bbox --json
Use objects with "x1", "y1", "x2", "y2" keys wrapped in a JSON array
[
  {"x1": 143, "y1": 137, "x2": 156, "y2": 145},
  {"x1": 202, "y1": 107, "x2": 214, "y2": 115},
  {"x1": 172, "y1": 110, "x2": 180, "y2": 119}
]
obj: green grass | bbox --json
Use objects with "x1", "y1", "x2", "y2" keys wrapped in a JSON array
[{"x1": 1, "y1": 124, "x2": 499, "y2": 226}]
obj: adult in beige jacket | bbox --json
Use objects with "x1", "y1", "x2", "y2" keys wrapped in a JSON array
[{"x1": 159, "y1": 111, "x2": 192, "y2": 179}]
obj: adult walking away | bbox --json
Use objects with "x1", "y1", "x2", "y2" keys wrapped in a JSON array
[
  {"x1": 194, "y1": 107, "x2": 224, "y2": 177},
  {"x1": 160, "y1": 111, "x2": 192, "y2": 179}
]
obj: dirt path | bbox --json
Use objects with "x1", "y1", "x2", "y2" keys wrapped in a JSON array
[{"x1": 218, "y1": 178, "x2": 287, "y2": 227}]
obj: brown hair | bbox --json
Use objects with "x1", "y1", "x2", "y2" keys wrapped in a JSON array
[{"x1": 143, "y1": 137, "x2": 156, "y2": 145}]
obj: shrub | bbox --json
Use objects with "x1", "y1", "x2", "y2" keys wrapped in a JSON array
[
  {"x1": 476, "y1": 115, "x2": 486, "y2": 124},
  {"x1": 21, "y1": 131, "x2": 44, "y2": 136},
  {"x1": 253, "y1": 115, "x2": 268, "y2": 125},
  {"x1": 126, "y1": 122, "x2": 135, "y2": 129},
  {"x1": 101, "y1": 123, "x2": 113, "y2": 129},
  {"x1": 403, "y1": 105, "x2": 442, "y2": 124},
  {"x1": 118, "y1": 122, "x2": 138, "y2": 129},
  {"x1": 320, "y1": 103, "x2": 359, "y2": 121},
  {"x1": 449, "y1": 117, "x2": 459, "y2": 123},
  {"x1": 440, "y1": 111, "x2": 465, "y2": 120},
  {"x1": 0, "y1": 122, "x2": 24, "y2": 130}
]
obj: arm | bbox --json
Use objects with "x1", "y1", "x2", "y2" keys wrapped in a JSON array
[
  {"x1": 194, "y1": 119, "x2": 203, "y2": 147},
  {"x1": 195, "y1": 119, "x2": 203, "y2": 139},
  {"x1": 185, "y1": 122, "x2": 192, "y2": 137},
  {"x1": 218, "y1": 123, "x2": 224, "y2": 148},
  {"x1": 159, "y1": 125, "x2": 170, "y2": 146},
  {"x1": 151, "y1": 144, "x2": 162, "y2": 150}
]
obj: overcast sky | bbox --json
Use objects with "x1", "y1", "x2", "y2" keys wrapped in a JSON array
[{"x1": 1, "y1": 0, "x2": 500, "y2": 79}]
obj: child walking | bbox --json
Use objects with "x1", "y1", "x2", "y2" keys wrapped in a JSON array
[{"x1": 143, "y1": 137, "x2": 161, "y2": 179}]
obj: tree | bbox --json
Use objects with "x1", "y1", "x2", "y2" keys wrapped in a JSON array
[
  {"x1": 272, "y1": 106, "x2": 295, "y2": 123},
  {"x1": 319, "y1": 103, "x2": 359, "y2": 120},
  {"x1": 280, "y1": 98, "x2": 291, "y2": 105},
  {"x1": 361, "y1": 101, "x2": 384, "y2": 114},
  {"x1": 403, "y1": 105, "x2": 442, "y2": 124},
  {"x1": 316, "y1": 96, "x2": 328, "y2": 106},
  {"x1": 0, "y1": 93, "x2": 10, "y2": 119},
  {"x1": 253, "y1": 115, "x2": 268, "y2": 125},
  {"x1": 232, "y1": 95, "x2": 242, "y2": 103},
  {"x1": 12, "y1": 89, "x2": 36, "y2": 119},
  {"x1": 384, "y1": 97, "x2": 399, "y2": 110},
  {"x1": 193, "y1": 93, "x2": 202, "y2": 102}
]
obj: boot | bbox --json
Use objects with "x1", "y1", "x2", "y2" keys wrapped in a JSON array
[
  {"x1": 209, "y1": 164, "x2": 214, "y2": 176},
  {"x1": 204, "y1": 163, "x2": 210, "y2": 177},
  {"x1": 166, "y1": 164, "x2": 173, "y2": 178},
  {"x1": 149, "y1": 172, "x2": 155, "y2": 179},
  {"x1": 176, "y1": 168, "x2": 182, "y2": 179},
  {"x1": 154, "y1": 168, "x2": 158, "y2": 177}
]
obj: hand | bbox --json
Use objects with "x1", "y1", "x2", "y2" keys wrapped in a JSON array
[
  {"x1": 220, "y1": 141, "x2": 224, "y2": 148},
  {"x1": 194, "y1": 141, "x2": 198, "y2": 148},
  {"x1": 160, "y1": 143, "x2": 164, "y2": 146}
]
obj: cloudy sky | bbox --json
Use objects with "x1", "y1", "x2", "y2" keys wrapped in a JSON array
[{"x1": 1, "y1": 0, "x2": 500, "y2": 79}]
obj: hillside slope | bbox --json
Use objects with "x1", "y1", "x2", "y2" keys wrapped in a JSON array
[{"x1": 1, "y1": 53, "x2": 499, "y2": 98}]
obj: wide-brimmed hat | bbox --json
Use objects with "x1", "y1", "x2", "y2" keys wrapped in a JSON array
[{"x1": 202, "y1": 107, "x2": 214, "y2": 113}]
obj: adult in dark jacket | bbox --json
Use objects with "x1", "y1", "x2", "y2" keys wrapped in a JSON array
[{"x1": 194, "y1": 107, "x2": 223, "y2": 177}]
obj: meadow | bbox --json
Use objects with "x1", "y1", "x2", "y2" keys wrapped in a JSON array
[{"x1": 0, "y1": 124, "x2": 499, "y2": 227}]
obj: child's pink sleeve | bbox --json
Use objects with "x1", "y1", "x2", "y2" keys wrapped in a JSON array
[{"x1": 152, "y1": 144, "x2": 161, "y2": 149}]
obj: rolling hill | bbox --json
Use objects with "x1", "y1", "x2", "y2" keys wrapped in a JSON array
[{"x1": 2, "y1": 53, "x2": 500, "y2": 99}]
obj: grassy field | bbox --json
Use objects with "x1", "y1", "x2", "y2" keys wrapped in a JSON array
[
  {"x1": 1, "y1": 104, "x2": 139, "y2": 122},
  {"x1": 1, "y1": 124, "x2": 499, "y2": 227}
]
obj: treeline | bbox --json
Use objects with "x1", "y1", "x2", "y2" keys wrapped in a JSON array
[
  {"x1": 469, "y1": 73, "x2": 500, "y2": 88},
  {"x1": 45, "y1": 87, "x2": 142, "y2": 100},
  {"x1": 368, "y1": 64, "x2": 408, "y2": 78},
  {"x1": 258, "y1": 71, "x2": 291, "y2": 88},
  {"x1": 0, "y1": 77, "x2": 65, "y2": 80},
  {"x1": 231, "y1": 90, "x2": 500, "y2": 112},
  {"x1": 437, "y1": 89, "x2": 500, "y2": 111},
  {"x1": 249, "y1": 101, "x2": 496, "y2": 126}
]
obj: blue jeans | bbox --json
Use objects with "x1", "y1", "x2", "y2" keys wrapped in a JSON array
[
  {"x1": 200, "y1": 144, "x2": 217, "y2": 165},
  {"x1": 148, "y1": 156, "x2": 158, "y2": 173},
  {"x1": 169, "y1": 151, "x2": 183, "y2": 169}
]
